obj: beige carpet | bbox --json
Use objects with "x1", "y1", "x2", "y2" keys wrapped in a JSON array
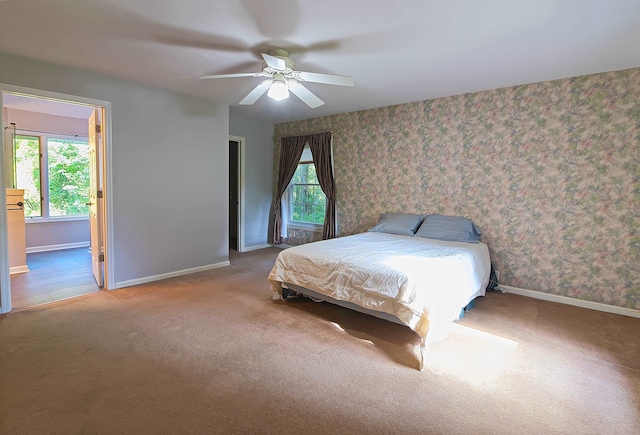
[{"x1": 1, "y1": 248, "x2": 638, "y2": 434}]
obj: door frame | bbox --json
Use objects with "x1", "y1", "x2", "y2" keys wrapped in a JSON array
[
  {"x1": 0, "y1": 83, "x2": 114, "y2": 314},
  {"x1": 229, "y1": 135, "x2": 245, "y2": 253}
]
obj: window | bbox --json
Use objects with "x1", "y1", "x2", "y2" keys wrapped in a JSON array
[
  {"x1": 13, "y1": 134, "x2": 90, "y2": 219},
  {"x1": 289, "y1": 147, "x2": 326, "y2": 226},
  {"x1": 13, "y1": 135, "x2": 41, "y2": 217}
]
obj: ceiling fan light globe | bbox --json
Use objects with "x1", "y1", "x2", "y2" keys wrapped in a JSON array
[{"x1": 267, "y1": 81, "x2": 289, "y2": 100}]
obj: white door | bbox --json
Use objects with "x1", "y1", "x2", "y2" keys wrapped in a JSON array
[{"x1": 88, "y1": 109, "x2": 103, "y2": 287}]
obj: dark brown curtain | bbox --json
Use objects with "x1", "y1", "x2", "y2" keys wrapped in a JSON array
[
  {"x1": 309, "y1": 132, "x2": 336, "y2": 240},
  {"x1": 272, "y1": 135, "x2": 306, "y2": 244}
]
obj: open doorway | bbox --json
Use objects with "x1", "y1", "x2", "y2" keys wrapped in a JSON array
[
  {"x1": 229, "y1": 139, "x2": 239, "y2": 251},
  {"x1": 228, "y1": 135, "x2": 245, "y2": 254},
  {"x1": 0, "y1": 86, "x2": 112, "y2": 313}
]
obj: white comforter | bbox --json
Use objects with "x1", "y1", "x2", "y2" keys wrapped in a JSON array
[{"x1": 269, "y1": 232, "x2": 491, "y2": 342}]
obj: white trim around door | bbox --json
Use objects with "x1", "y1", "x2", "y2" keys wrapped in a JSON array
[
  {"x1": 0, "y1": 83, "x2": 115, "y2": 313},
  {"x1": 0, "y1": 90, "x2": 10, "y2": 313},
  {"x1": 229, "y1": 135, "x2": 246, "y2": 253}
]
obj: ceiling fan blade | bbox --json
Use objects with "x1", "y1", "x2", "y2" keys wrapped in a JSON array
[
  {"x1": 296, "y1": 71, "x2": 354, "y2": 87},
  {"x1": 239, "y1": 81, "x2": 271, "y2": 105},
  {"x1": 288, "y1": 81, "x2": 324, "y2": 108},
  {"x1": 261, "y1": 53, "x2": 286, "y2": 70},
  {"x1": 200, "y1": 72, "x2": 257, "y2": 80}
]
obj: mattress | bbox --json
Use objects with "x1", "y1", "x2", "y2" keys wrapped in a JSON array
[{"x1": 268, "y1": 232, "x2": 491, "y2": 350}]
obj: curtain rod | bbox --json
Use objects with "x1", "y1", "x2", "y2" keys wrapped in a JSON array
[
  {"x1": 4, "y1": 126, "x2": 87, "y2": 139},
  {"x1": 279, "y1": 131, "x2": 333, "y2": 140}
]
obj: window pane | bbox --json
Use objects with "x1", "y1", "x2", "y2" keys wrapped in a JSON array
[
  {"x1": 290, "y1": 163, "x2": 326, "y2": 225},
  {"x1": 47, "y1": 139, "x2": 90, "y2": 217},
  {"x1": 14, "y1": 135, "x2": 41, "y2": 217}
]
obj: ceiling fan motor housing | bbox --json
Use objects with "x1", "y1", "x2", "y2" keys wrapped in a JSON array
[{"x1": 268, "y1": 49, "x2": 295, "y2": 70}]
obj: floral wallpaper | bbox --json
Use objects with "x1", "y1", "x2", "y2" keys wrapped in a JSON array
[{"x1": 274, "y1": 68, "x2": 640, "y2": 310}]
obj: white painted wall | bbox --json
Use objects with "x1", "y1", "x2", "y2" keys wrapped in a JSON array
[
  {"x1": 229, "y1": 114, "x2": 274, "y2": 249},
  {"x1": 25, "y1": 219, "x2": 89, "y2": 251},
  {"x1": 0, "y1": 52, "x2": 229, "y2": 287}
]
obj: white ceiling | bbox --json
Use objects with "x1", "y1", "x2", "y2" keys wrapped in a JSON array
[{"x1": 1, "y1": 0, "x2": 639, "y2": 124}]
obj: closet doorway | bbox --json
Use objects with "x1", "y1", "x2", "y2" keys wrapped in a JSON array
[{"x1": 229, "y1": 135, "x2": 245, "y2": 253}]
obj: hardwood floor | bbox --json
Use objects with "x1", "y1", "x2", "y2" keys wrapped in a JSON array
[{"x1": 10, "y1": 247, "x2": 100, "y2": 310}]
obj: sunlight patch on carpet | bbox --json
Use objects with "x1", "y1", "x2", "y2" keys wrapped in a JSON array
[
  {"x1": 425, "y1": 324, "x2": 521, "y2": 389},
  {"x1": 449, "y1": 323, "x2": 519, "y2": 348}
]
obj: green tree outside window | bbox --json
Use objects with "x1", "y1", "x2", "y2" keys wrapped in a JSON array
[
  {"x1": 48, "y1": 139, "x2": 89, "y2": 216},
  {"x1": 14, "y1": 135, "x2": 41, "y2": 217},
  {"x1": 290, "y1": 163, "x2": 326, "y2": 225},
  {"x1": 13, "y1": 135, "x2": 89, "y2": 218}
]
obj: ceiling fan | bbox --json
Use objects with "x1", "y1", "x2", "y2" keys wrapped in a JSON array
[{"x1": 200, "y1": 48, "x2": 354, "y2": 108}]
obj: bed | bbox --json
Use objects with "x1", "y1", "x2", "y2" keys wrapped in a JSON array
[{"x1": 268, "y1": 213, "x2": 491, "y2": 370}]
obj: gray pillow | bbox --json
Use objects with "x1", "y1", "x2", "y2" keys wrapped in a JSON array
[
  {"x1": 414, "y1": 214, "x2": 481, "y2": 242},
  {"x1": 368, "y1": 213, "x2": 424, "y2": 236}
]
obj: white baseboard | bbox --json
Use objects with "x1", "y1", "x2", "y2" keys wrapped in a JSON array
[
  {"x1": 27, "y1": 241, "x2": 90, "y2": 253},
  {"x1": 499, "y1": 285, "x2": 640, "y2": 319},
  {"x1": 241, "y1": 243, "x2": 272, "y2": 252},
  {"x1": 114, "y1": 261, "x2": 231, "y2": 289},
  {"x1": 10, "y1": 265, "x2": 29, "y2": 275}
]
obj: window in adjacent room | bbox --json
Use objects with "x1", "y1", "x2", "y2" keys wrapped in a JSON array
[
  {"x1": 288, "y1": 146, "x2": 326, "y2": 226},
  {"x1": 13, "y1": 135, "x2": 41, "y2": 217},
  {"x1": 13, "y1": 134, "x2": 90, "y2": 219}
]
